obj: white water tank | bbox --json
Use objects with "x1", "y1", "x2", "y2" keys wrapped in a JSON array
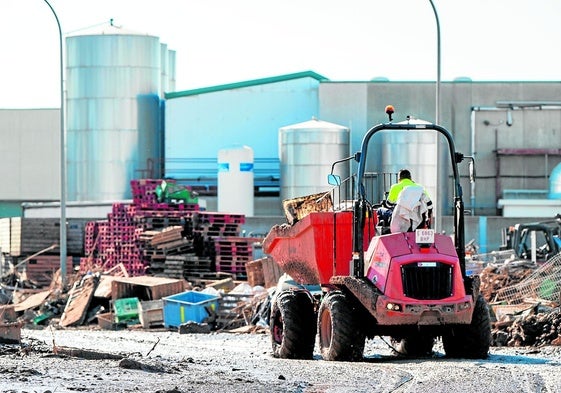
[
  {"x1": 218, "y1": 145, "x2": 254, "y2": 216},
  {"x1": 279, "y1": 118, "x2": 350, "y2": 201}
]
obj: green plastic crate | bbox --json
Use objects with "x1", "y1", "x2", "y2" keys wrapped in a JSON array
[{"x1": 113, "y1": 297, "x2": 140, "y2": 323}]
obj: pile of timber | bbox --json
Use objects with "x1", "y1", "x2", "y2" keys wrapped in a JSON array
[{"x1": 139, "y1": 226, "x2": 195, "y2": 275}]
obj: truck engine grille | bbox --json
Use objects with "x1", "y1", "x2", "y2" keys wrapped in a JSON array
[{"x1": 401, "y1": 262, "x2": 453, "y2": 300}]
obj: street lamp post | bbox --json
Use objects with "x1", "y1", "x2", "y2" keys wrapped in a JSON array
[
  {"x1": 429, "y1": 0, "x2": 441, "y2": 124},
  {"x1": 43, "y1": 0, "x2": 67, "y2": 288},
  {"x1": 428, "y1": 0, "x2": 443, "y2": 232}
]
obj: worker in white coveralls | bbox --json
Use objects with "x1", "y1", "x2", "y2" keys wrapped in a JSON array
[{"x1": 378, "y1": 169, "x2": 433, "y2": 233}]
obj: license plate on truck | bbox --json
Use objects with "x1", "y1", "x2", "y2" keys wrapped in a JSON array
[{"x1": 416, "y1": 228, "x2": 435, "y2": 244}]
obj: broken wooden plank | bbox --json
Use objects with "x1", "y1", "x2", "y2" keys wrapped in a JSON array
[
  {"x1": 59, "y1": 274, "x2": 99, "y2": 327},
  {"x1": 13, "y1": 290, "x2": 52, "y2": 313}
]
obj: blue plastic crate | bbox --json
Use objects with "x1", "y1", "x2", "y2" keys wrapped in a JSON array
[{"x1": 162, "y1": 291, "x2": 219, "y2": 328}]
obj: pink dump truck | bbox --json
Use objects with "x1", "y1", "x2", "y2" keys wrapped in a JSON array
[{"x1": 263, "y1": 109, "x2": 491, "y2": 361}]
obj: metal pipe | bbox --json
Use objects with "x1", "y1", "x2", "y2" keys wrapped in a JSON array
[
  {"x1": 470, "y1": 108, "x2": 476, "y2": 215},
  {"x1": 531, "y1": 230, "x2": 537, "y2": 264},
  {"x1": 469, "y1": 105, "x2": 512, "y2": 214},
  {"x1": 496, "y1": 100, "x2": 561, "y2": 108},
  {"x1": 43, "y1": 0, "x2": 67, "y2": 289}
]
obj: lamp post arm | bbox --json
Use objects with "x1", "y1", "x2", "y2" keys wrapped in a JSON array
[{"x1": 43, "y1": 0, "x2": 67, "y2": 288}]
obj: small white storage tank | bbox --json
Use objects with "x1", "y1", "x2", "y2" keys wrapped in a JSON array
[
  {"x1": 218, "y1": 145, "x2": 254, "y2": 216},
  {"x1": 279, "y1": 118, "x2": 350, "y2": 201}
]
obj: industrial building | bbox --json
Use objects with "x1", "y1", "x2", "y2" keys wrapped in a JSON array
[{"x1": 1, "y1": 26, "x2": 561, "y2": 253}]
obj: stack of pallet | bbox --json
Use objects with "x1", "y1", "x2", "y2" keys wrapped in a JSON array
[
  {"x1": 79, "y1": 180, "x2": 200, "y2": 276},
  {"x1": 214, "y1": 236, "x2": 262, "y2": 280},
  {"x1": 138, "y1": 226, "x2": 193, "y2": 276},
  {"x1": 165, "y1": 254, "x2": 213, "y2": 280},
  {"x1": 184, "y1": 212, "x2": 247, "y2": 281},
  {"x1": 192, "y1": 212, "x2": 244, "y2": 237},
  {"x1": 80, "y1": 204, "x2": 146, "y2": 275},
  {"x1": 79, "y1": 179, "x2": 260, "y2": 281}
]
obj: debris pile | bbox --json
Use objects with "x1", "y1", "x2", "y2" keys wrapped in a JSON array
[
  {"x1": 1, "y1": 252, "x2": 283, "y2": 342},
  {"x1": 479, "y1": 261, "x2": 536, "y2": 303},
  {"x1": 0, "y1": 178, "x2": 287, "y2": 342},
  {"x1": 492, "y1": 304, "x2": 561, "y2": 347},
  {"x1": 488, "y1": 253, "x2": 561, "y2": 347}
]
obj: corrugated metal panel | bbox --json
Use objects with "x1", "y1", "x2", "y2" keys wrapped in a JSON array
[{"x1": 0, "y1": 109, "x2": 59, "y2": 201}]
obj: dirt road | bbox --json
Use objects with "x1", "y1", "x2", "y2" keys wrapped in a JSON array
[{"x1": 1, "y1": 327, "x2": 561, "y2": 393}]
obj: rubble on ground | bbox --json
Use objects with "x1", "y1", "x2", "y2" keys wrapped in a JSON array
[
  {"x1": 481, "y1": 252, "x2": 561, "y2": 347},
  {"x1": 492, "y1": 305, "x2": 561, "y2": 347},
  {"x1": 1, "y1": 260, "x2": 277, "y2": 341},
  {"x1": 1, "y1": 180, "x2": 284, "y2": 342},
  {"x1": 479, "y1": 260, "x2": 536, "y2": 303}
]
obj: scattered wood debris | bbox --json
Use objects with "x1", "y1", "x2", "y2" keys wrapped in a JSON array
[
  {"x1": 59, "y1": 274, "x2": 100, "y2": 327},
  {"x1": 54, "y1": 345, "x2": 124, "y2": 360},
  {"x1": 479, "y1": 261, "x2": 536, "y2": 303},
  {"x1": 118, "y1": 358, "x2": 173, "y2": 373},
  {"x1": 282, "y1": 192, "x2": 332, "y2": 225},
  {"x1": 492, "y1": 305, "x2": 561, "y2": 347}
]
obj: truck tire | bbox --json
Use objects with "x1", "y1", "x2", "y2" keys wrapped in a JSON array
[
  {"x1": 393, "y1": 335, "x2": 435, "y2": 357},
  {"x1": 318, "y1": 291, "x2": 365, "y2": 361},
  {"x1": 442, "y1": 294, "x2": 491, "y2": 359},
  {"x1": 270, "y1": 290, "x2": 316, "y2": 359}
]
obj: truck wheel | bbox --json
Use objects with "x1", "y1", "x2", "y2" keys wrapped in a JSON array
[
  {"x1": 318, "y1": 291, "x2": 365, "y2": 361},
  {"x1": 393, "y1": 335, "x2": 434, "y2": 357},
  {"x1": 270, "y1": 290, "x2": 316, "y2": 359},
  {"x1": 442, "y1": 295, "x2": 491, "y2": 359}
]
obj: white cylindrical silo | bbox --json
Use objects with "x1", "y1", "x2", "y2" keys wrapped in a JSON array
[
  {"x1": 549, "y1": 162, "x2": 561, "y2": 199},
  {"x1": 279, "y1": 118, "x2": 350, "y2": 201},
  {"x1": 66, "y1": 24, "x2": 166, "y2": 201},
  {"x1": 380, "y1": 129, "x2": 438, "y2": 203},
  {"x1": 218, "y1": 145, "x2": 254, "y2": 216}
]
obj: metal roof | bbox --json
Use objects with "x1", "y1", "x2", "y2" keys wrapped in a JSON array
[{"x1": 164, "y1": 70, "x2": 328, "y2": 99}]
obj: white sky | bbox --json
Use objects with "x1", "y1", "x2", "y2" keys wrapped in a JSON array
[{"x1": 1, "y1": 0, "x2": 560, "y2": 108}]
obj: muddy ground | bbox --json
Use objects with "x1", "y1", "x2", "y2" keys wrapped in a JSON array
[{"x1": 1, "y1": 327, "x2": 561, "y2": 393}]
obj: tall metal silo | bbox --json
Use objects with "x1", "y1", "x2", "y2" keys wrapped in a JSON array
[
  {"x1": 279, "y1": 118, "x2": 350, "y2": 201},
  {"x1": 160, "y1": 43, "x2": 176, "y2": 96},
  {"x1": 378, "y1": 122, "x2": 439, "y2": 223},
  {"x1": 66, "y1": 24, "x2": 166, "y2": 201}
]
